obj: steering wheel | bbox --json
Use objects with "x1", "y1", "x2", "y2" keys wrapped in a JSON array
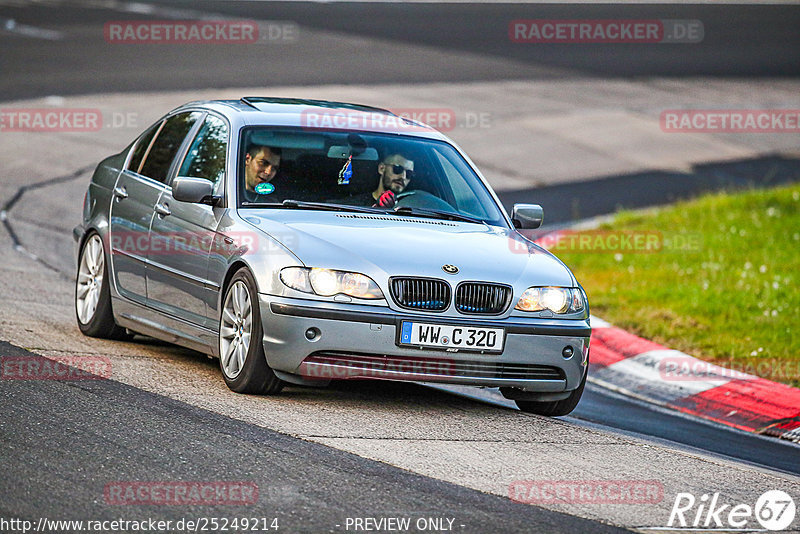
[{"x1": 395, "y1": 190, "x2": 455, "y2": 211}]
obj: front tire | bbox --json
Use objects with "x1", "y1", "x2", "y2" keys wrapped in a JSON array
[
  {"x1": 515, "y1": 370, "x2": 586, "y2": 416},
  {"x1": 219, "y1": 268, "x2": 284, "y2": 394},
  {"x1": 75, "y1": 233, "x2": 130, "y2": 340}
]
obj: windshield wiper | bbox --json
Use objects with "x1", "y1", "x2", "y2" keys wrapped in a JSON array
[
  {"x1": 391, "y1": 206, "x2": 485, "y2": 224},
  {"x1": 282, "y1": 200, "x2": 390, "y2": 214},
  {"x1": 240, "y1": 201, "x2": 284, "y2": 208},
  {"x1": 240, "y1": 199, "x2": 385, "y2": 215}
]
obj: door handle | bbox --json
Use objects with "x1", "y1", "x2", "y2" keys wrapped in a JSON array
[
  {"x1": 113, "y1": 186, "x2": 128, "y2": 199},
  {"x1": 154, "y1": 203, "x2": 171, "y2": 217}
]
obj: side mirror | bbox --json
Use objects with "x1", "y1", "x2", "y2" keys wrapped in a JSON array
[
  {"x1": 172, "y1": 177, "x2": 217, "y2": 205},
  {"x1": 511, "y1": 204, "x2": 544, "y2": 229}
]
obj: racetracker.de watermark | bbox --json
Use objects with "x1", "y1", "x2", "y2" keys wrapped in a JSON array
[
  {"x1": 509, "y1": 480, "x2": 664, "y2": 504},
  {"x1": 659, "y1": 354, "x2": 800, "y2": 383},
  {"x1": 298, "y1": 357, "x2": 455, "y2": 381},
  {"x1": 104, "y1": 20, "x2": 298, "y2": 44},
  {"x1": 1, "y1": 355, "x2": 112, "y2": 380},
  {"x1": 509, "y1": 19, "x2": 703, "y2": 43},
  {"x1": 104, "y1": 481, "x2": 258, "y2": 506},
  {"x1": 300, "y1": 108, "x2": 491, "y2": 133},
  {"x1": 661, "y1": 109, "x2": 800, "y2": 133},
  {"x1": 0, "y1": 108, "x2": 102, "y2": 132},
  {"x1": 510, "y1": 230, "x2": 702, "y2": 254},
  {"x1": 108, "y1": 230, "x2": 274, "y2": 257},
  {"x1": 0, "y1": 108, "x2": 142, "y2": 132}
]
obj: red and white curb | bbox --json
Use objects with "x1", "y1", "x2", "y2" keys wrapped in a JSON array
[
  {"x1": 587, "y1": 318, "x2": 800, "y2": 442},
  {"x1": 531, "y1": 230, "x2": 800, "y2": 443}
]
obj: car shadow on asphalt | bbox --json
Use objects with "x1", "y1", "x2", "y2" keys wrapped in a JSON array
[{"x1": 124, "y1": 334, "x2": 501, "y2": 411}]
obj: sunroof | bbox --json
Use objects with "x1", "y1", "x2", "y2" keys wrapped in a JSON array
[{"x1": 240, "y1": 97, "x2": 393, "y2": 115}]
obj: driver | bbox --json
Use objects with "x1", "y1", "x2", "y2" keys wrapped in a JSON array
[
  {"x1": 243, "y1": 145, "x2": 281, "y2": 202},
  {"x1": 358, "y1": 153, "x2": 414, "y2": 208}
]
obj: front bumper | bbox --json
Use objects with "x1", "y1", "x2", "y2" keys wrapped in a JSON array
[{"x1": 261, "y1": 296, "x2": 590, "y2": 392}]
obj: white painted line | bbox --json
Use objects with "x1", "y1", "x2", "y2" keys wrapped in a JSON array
[
  {"x1": 118, "y1": 1, "x2": 155, "y2": 14},
  {"x1": 43, "y1": 96, "x2": 66, "y2": 106},
  {"x1": 0, "y1": 18, "x2": 63, "y2": 41},
  {"x1": 589, "y1": 315, "x2": 612, "y2": 329}
]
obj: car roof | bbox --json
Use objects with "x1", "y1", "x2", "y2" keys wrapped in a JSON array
[{"x1": 173, "y1": 97, "x2": 448, "y2": 140}]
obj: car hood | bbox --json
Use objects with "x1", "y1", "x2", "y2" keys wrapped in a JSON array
[{"x1": 240, "y1": 210, "x2": 575, "y2": 287}]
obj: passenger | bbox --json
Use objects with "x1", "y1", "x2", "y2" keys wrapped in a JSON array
[
  {"x1": 243, "y1": 145, "x2": 282, "y2": 202},
  {"x1": 351, "y1": 153, "x2": 414, "y2": 208}
]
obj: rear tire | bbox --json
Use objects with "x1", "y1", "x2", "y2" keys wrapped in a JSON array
[
  {"x1": 515, "y1": 370, "x2": 586, "y2": 416},
  {"x1": 219, "y1": 268, "x2": 284, "y2": 395},
  {"x1": 75, "y1": 232, "x2": 130, "y2": 340}
]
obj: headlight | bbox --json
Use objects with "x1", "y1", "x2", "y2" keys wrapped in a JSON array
[
  {"x1": 280, "y1": 267, "x2": 384, "y2": 299},
  {"x1": 309, "y1": 269, "x2": 339, "y2": 296},
  {"x1": 515, "y1": 286, "x2": 585, "y2": 314},
  {"x1": 280, "y1": 267, "x2": 313, "y2": 293}
]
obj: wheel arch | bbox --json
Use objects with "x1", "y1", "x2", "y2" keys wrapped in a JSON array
[{"x1": 217, "y1": 259, "x2": 253, "y2": 317}]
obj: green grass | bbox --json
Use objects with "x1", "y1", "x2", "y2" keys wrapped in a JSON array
[{"x1": 555, "y1": 183, "x2": 800, "y2": 387}]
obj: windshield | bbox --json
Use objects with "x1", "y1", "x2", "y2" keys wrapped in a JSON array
[{"x1": 237, "y1": 127, "x2": 508, "y2": 227}]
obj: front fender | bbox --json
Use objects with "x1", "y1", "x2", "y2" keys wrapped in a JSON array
[{"x1": 210, "y1": 212, "x2": 304, "y2": 321}]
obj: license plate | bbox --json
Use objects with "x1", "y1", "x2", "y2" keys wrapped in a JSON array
[{"x1": 399, "y1": 322, "x2": 505, "y2": 352}]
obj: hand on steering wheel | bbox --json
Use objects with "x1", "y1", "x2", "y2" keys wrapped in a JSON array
[{"x1": 373, "y1": 190, "x2": 396, "y2": 208}]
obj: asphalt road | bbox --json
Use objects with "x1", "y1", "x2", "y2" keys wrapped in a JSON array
[
  {"x1": 0, "y1": 341, "x2": 627, "y2": 534},
  {"x1": 1, "y1": 117, "x2": 798, "y2": 531},
  {"x1": 2, "y1": 0, "x2": 799, "y2": 219},
  {"x1": 2, "y1": 1, "x2": 800, "y2": 532},
  {"x1": 431, "y1": 381, "x2": 800, "y2": 478},
  {"x1": 171, "y1": 1, "x2": 800, "y2": 76},
  {"x1": 1, "y1": 1, "x2": 799, "y2": 101},
  {"x1": 573, "y1": 385, "x2": 800, "y2": 477}
]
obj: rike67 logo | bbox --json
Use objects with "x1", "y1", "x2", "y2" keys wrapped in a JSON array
[{"x1": 667, "y1": 490, "x2": 796, "y2": 531}]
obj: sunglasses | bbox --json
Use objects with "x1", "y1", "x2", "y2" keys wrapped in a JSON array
[{"x1": 388, "y1": 164, "x2": 414, "y2": 178}]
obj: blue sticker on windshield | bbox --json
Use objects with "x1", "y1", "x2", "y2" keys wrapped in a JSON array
[
  {"x1": 338, "y1": 155, "x2": 352, "y2": 185},
  {"x1": 255, "y1": 182, "x2": 275, "y2": 195}
]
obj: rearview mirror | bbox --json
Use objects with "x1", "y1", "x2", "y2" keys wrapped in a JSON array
[
  {"x1": 327, "y1": 146, "x2": 378, "y2": 160},
  {"x1": 511, "y1": 204, "x2": 544, "y2": 229},
  {"x1": 173, "y1": 177, "x2": 217, "y2": 205}
]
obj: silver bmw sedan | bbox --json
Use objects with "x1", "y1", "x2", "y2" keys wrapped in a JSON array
[{"x1": 73, "y1": 97, "x2": 591, "y2": 416}]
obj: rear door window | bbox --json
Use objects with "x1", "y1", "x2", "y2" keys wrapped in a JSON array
[{"x1": 127, "y1": 122, "x2": 162, "y2": 174}]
